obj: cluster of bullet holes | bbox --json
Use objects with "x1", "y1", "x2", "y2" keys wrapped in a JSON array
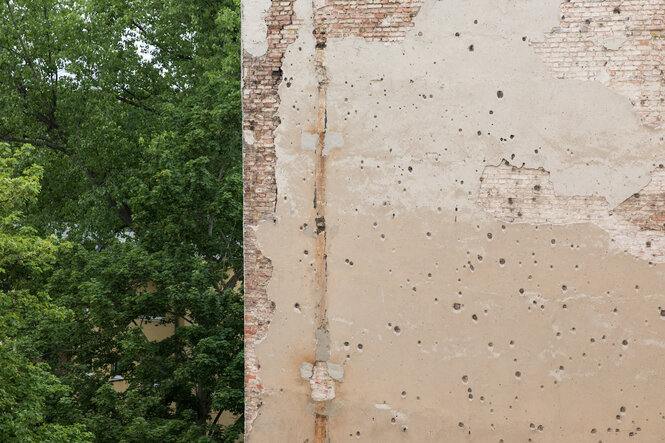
[{"x1": 529, "y1": 423, "x2": 545, "y2": 432}]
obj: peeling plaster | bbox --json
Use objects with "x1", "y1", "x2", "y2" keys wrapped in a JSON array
[
  {"x1": 245, "y1": 0, "x2": 665, "y2": 440},
  {"x1": 240, "y1": 0, "x2": 271, "y2": 56}
]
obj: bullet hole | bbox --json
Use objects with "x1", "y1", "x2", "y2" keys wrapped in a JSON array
[
  {"x1": 487, "y1": 232, "x2": 493, "y2": 240},
  {"x1": 401, "y1": 426, "x2": 408, "y2": 432},
  {"x1": 477, "y1": 255, "x2": 483, "y2": 261},
  {"x1": 394, "y1": 326, "x2": 401, "y2": 334},
  {"x1": 613, "y1": 6, "x2": 620, "y2": 13},
  {"x1": 522, "y1": 36, "x2": 527, "y2": 41},
  {"x1": 496, "y1": 90, "x2": 504, "y2": 99},
  {"x1": 489, "y1": 110, "x2": 494, "y2": 115},
  {"x1": 468, "y1": 44, "x2": 474, "y2": 52},
  {"x1": 391, "y1": 418, "x2": 396, "y2": 424},
  {"x1": 458, "y1": 422, "x2": 464, "y2": 428},
  {"x1": 561, "y1": 285, "x2": 567, "y2": 292},
  {"x1": 515, "y1": 371, "x2": 521, "y2": 378},
  {"x1": 294, "y1": 303, "x2": 301, "y2": 313},
  {"x1": 622, "y1": 339, "x2": 628, "y2": 346},
  {"x1": 401, "y1": 391, "x2": 407, "y2": 398},
  {"x1": 453, "y1": 302, "x2": 462, "y2": 311},
  {"x1": 477, "y1": 130, "x2": 482, "y2": 136},
  {"x1": 462, "y1": 375, "x2": 468, "y2": 383},
  {"x1": 473, "y1": 19, "x2": 478, "y2": 24},
  {"x1": 304, "y1": 250, "x2": 309, "y2": 255},
  {"x1": 537, "y1": 425, "x2": 544, "y2": 432},
  {"x1": 550, "y1": 239, "x2": 555, "y2": 245},
  {"x1": 507, "y1": 197, "x2": 513, "y2": 204},
  {"x1": 344, "y1": 341, "x2": 349, "y2": 347},
  {"x1": 509, "y1": 340, "x2": 515, "y2": 347},
  {"x1": 426, "y1": 231, "x2": 432, "y2": 237},
  {"x1": 408, "y1": 166, "x2": 413, "y2": 172},
  {"x1": 357, "y1": 343, "x2": 363, "y2": 350},
  {"x1": 660, "y1": 309, "x2": 665, "y2": 318},
  {"x1": 534, "y1": 184, "x2": 541, "y2": 191},
  {"x1": 472, "y1": 314, "x2": 478, "y2": 322},
  {"x1": 499, "y1": 258, "x2": 506, "y2": 265},
  {"x1": 455, "y1": 32, "x2": 460, "y2": 37},
  {"x1": 646, "y1": 241, "x2": 652, "y2": 248}
]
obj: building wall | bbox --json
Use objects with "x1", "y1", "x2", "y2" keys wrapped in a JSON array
[{"x1": 243, "y1": 0, "x2": 665, "y2": 440}]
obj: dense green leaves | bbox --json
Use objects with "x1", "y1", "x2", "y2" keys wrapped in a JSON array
[
  {"x1": 0, "y1": 0, "x2": 242, "y2": 440},
  {"x1": 0, "y1": 144, "x2": 93, "y2": 442}
]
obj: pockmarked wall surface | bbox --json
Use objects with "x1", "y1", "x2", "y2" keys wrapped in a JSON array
[{"x1": 242, "y1": 0, "x2": 665, "y2": 440}]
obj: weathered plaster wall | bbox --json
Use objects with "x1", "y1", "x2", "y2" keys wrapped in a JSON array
[{"x1": 243, "y1": 0, "x2": 665, "y2": 440}]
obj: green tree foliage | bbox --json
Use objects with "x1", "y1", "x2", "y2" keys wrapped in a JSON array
[
  {"x1": 0, "y1": 144, "x2": 93, "y2": 442},
  {"x1": 0, "y1": 0, "x2": 243, "y2": 441}
]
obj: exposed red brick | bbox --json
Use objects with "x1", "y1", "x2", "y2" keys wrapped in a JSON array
[
  {"x1": 242, "y1": 0, "x2": 300, "y2": 434},
  {"x1": 315, "y1": 0, "x2": 423, "y2": 42}
]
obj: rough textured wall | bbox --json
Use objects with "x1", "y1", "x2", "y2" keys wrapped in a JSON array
[{"x1": 243, "y1": 0, "x2": 665, "y2": 441}]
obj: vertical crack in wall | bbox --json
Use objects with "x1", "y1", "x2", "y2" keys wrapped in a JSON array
[{"x1": 312, "y1": 10, "x2": 331, "y2": 442}]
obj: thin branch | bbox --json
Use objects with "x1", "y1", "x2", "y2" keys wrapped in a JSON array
[
  {"x1": 210, "y1": 410, "x2": 223, "y2": 427},
  {"x1": 115, "y1": 93, "x2": 157, "y2": 114},
  {"x1": 0, "y1": 136, "x2": 70, "y2": 155}
]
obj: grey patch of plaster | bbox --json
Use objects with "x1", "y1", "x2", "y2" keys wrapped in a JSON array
[
  {"x1": 301, "y1": 131, "x2": 318, "y2": 152},
  {"x1": 243, "y1": 129, "x2": 256, "y2": 145},
  {"x1": 300, "y1": 362, "x2": 314, "y2": 380},
  {"x1": 602, "y1": 37, "x2": 627, "y2": 51},
  {"x1": 305, "y1": 400, "x2": 341, "y2": 416},
  {"x1": 326, "y1": 362, "x2": 344, "y2": 382},
  {"x1": 323, "y1": 132, "x2": 344, "y2": 156},
  {"x1": 315, "y1": 328, "x2": 330, "y2": 361},
  {"x1": 241, "y1": 0, "x2": 271, "y2": 57}
]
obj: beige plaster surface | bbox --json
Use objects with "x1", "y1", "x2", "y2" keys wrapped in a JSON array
[{"x1": 244, "y1": 0, "x2": 665, "y2": 440}]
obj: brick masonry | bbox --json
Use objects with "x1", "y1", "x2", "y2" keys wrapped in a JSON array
[
  {"x1": 315, "y1": 0, "x2": 424, "y2": 42},
  {"x1": 242, "y1": 0, "x2": 299, "y2": 434},
  {"x1": 478, "y1": 160, "x2": 665, "y2": 263},
  {"x1": 531, "y1": 0, "x2": 665, "y2": 128}
]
